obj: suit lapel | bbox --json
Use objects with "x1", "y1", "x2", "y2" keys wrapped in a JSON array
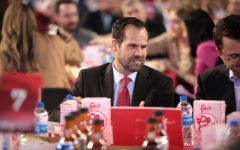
[
  {"x1": 99, "y1": 63, "x2": 114, "y2": 105},
  {"x1": 131, "y1": 66, "x2": 150, "y2": 106},
  {"x1": 217, "y1": 66, "x2": 236, "y2": 113}
]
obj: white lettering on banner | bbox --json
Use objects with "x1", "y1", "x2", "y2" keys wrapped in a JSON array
[{"x1": 10, "y1": 89, "x2": 27, "y2": 112}]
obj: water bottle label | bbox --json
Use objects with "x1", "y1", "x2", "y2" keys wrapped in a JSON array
[
  {"x1": 182, "y1": 116, "x2": 193, "y2": 126},
  {"x1": 35, "y1": 111, "x2": 48, "y2": 122},
  {"x1": 56, "y1": 143, "x2": 74, "y2": 150},
  {"x1": 35, "y1": 122, "x2": 48, "y2": 134}
]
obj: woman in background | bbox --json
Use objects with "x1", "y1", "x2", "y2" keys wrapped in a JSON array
[
  {"x1": 0, "y1": 1, "x2": 83, "y2": 88},
  {"x1": 147, "y1": 7, "x2": 196, "y2": 92},
  {"x1": 193, "y1": 9, "x2": 219, "y2": 76},
  {"x1": 147, "y1": 7, "x2": 217, "y2": 97}
]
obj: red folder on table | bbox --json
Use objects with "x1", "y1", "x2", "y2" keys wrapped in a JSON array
[{"x1": 111, "y1": 107, "x2": 183, "y2": 150}]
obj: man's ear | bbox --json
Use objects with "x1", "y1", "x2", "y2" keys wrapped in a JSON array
[
  {"x1": 112, "y1": 39, "x2": 118, "y2": 52},
  {"x1": 216, "y1": 47, "x2": 224, "y2": 59}
]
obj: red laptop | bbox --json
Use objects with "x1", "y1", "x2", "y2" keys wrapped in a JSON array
[{"x1": 111, "y1": 107, "x2": 183, "y2": 150}]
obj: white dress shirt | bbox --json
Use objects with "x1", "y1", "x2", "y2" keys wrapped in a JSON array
[
  {"x1": 229, "y1": 70, "x2": 240, "y2": 111},
  {"x1": 112, "y1": 64, "x2": 137, "y2": 106}
]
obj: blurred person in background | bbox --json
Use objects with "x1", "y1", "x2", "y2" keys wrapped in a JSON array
[
  {"x1": 196, "y1": 15, "x2": 240, "y2": 114},
  {"x1": 55, "y1": 0, "x2": 97, "y2": 48},
  {"x1": 121, "y1": 0, "x2": 165, "y2": 39},
  {"x1": 82, "y1": 0, "x2": 119, "y2": 35},
  {"x1": 154, "y1": 0, "x2": 180, "y2": 31},
  {"x1": 77, "y1": 0, "x2": 91, "y2": 27},
  {"x1": 194, "y1": 10, "x2": 221, "y2": 76},
  {"x1": 89, "y1": 0, "x2": 167, "y2": 48},
  {"x1": 147, "y1": 7, "x2": 214, "y2": 101},
  {"x1": 227, "y1": 0, "x2": 240, "y2": 15},
  {"x1": 0, "y1": 0, "x2": 16, "y2": 41},
  {"x1": 32, "y1": 0, "x2": 57, "y2": 29},
  {"x1": 0, "y1": 0, "x2": 83, "y2": 88},
  {"x1": 108, "y1": 0, "x2": 122, "y2": 17},
  {"x1": 198, "y1": 0, "x2": 227, "y2": 23},
  {"x1": 33, "y1": 0, "x2": 84, "y2": 87}
]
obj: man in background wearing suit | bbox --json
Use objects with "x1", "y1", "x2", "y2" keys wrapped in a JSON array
[
  {"x1": 73, "y1": 17, "x2": 174, "y2": 107},
  {"x1": 82, "y1": 0, "x2": 118, "y2": 35},
  {"x1": 196, "y1": 15, "x2": 240, "y2": 114}
]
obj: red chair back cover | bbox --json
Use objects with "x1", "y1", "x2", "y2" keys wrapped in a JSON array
[{"x1": 0, "y1": 72, "x2": 42, "y2": 133}]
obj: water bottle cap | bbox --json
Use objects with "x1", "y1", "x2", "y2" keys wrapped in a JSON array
[
  {"x1": 66, "y1": 94, "x2": 74, "y2": 100},
  {"x1": 179, "y1": 96, "x2": 188, "y2": 101},
  {"x1": 36, "y1": 102, "x2": 44, "y2": 108},
  {"x1": 230, "y1": 120, "x2": 239, "y2": 127}
]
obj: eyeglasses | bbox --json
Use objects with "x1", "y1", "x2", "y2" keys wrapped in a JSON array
[{"x1": 222, "y1": 52, "x2": 240, "y2": 62}]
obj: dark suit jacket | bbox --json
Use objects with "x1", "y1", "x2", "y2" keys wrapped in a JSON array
[
  {"x1": 49, "y1": 63, "x2": 174, "y2": 122},
  {"x1": 73, "y1": 63, "x2": 174, "y2": 107},
  {"x1": 196, "y1": 64, "x2": 236, "y2": 114},
  {"x1": 83, "y1": 11, "x2": 118, "y2": 35}
]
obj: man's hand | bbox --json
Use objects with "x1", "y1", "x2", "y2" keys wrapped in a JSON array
[
  {"x1": 139, "y1": 101, "x2": 145, "y2": 107},
  {"x1": 74, "y1": 96, "x2": 82, "y2": 109}
]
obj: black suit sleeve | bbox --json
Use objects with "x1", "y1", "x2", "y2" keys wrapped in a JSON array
[
  {"x1": 72, "y1": 69, "x2": 84, "y2": 97},
  {"x1": 156, "y1": 77, "x2": 174, "y2": 107},
  {"x1": 144, "y1": 76, "x2": 174, "y2": 107},
  {"x1": 163, "y1": 78, "x2": 174, "y2": 107},
  {"x1": 196, "y1": 74, "x2": 207, "y2": 100}
]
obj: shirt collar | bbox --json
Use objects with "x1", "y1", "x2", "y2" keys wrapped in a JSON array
[
  {"x1": 229, "y1": 70, "x2": 240, "y2": 86},
  {"x1": 112, "y1": 63, "x2": 137, "y2": 84}
]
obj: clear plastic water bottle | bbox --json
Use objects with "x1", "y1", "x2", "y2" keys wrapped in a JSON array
[
  {"x1": 226, "y1": 120, "x2": 240, "y2": 149},
  {"x1": 227, "y1": 120, "x2": 239, "y2": 139},
  {"x1": 177, "y1": 96, "x2": 194, "y2": 146},
  {"x1": 60, "y1": 94, "x2": 77, "y2": 129},
  {"x1": 34, "y1": 101, "x2": 48, "y2": 136}
]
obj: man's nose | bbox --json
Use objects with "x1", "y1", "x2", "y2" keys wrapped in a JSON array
[{"x1": 134, "y1": 46, "x2": 142, "y2": 56}]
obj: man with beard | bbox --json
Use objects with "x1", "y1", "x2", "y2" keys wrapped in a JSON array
[
  {"x1": 55, "y1": 0, "x2": 97, "y2": 48},
  {"x1": 72, "y1": 17, "x2": 174, "y2": 107},
  {"x1": 49, "y1": 17, "x2": 174, "y2": 121}
]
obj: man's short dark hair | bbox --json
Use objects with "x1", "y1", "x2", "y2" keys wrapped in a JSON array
[
  {"x1": 55, "y1": 0, "x2": 78, "y2": 13},
  {"x1": 112, "y1": 17, "x2": 148, "y2": 44},
  {"x1": 213, "y1": 15, "x2": 240, "y2": 51}
]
